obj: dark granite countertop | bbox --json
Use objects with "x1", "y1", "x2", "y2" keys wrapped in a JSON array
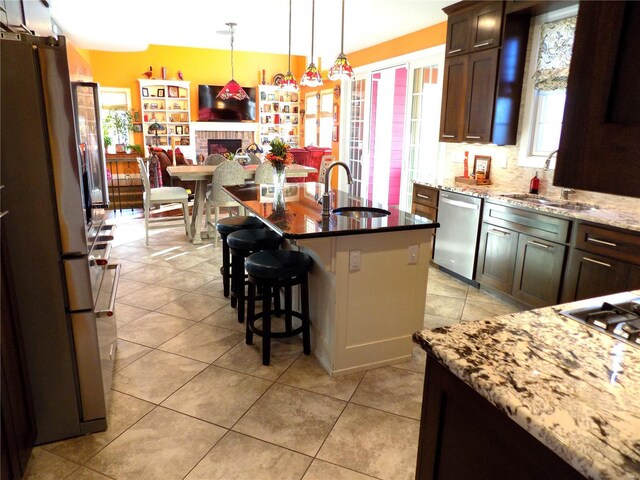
[
  {"x1": 224, "y1": 183, "x2": 438, "y2": 239},
  {"x1": 414, "y1": 291, "x2": 640, "y2": 480}
]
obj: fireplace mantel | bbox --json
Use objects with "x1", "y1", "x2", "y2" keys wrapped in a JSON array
[{"x1": 189, "y1": 121, "x2": 259, "y2": 158}]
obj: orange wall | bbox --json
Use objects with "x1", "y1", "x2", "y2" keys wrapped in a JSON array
[{"x1": 66, "y1": 43, "x2": 93, "y2": 82}]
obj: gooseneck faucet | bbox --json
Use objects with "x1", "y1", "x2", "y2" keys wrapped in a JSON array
[
  {"x1": 321, "y1": 162, "x2": 353, "y2": 216},
  {"x1": 543, "y1": 149, "x2": 558, "y2": 171}
]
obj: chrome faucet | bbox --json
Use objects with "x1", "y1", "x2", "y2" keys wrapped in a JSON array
[
  {"x1": 321, "y1": 162, "x2": 353, "y2": 216},
  {"x1": 560, "y1": 187, "x2": 575, "y2": 200},
  {"x1": 543, "y1": 149, "x2": 558, "y2": 171}
]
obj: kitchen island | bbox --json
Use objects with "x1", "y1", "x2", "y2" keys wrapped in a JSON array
[
  {"x1": 413, "y1": 291, "x2": 640, "y2": 480},
  {"x1": 224, "y1": 182, "x2": 439, "y2": 376}
]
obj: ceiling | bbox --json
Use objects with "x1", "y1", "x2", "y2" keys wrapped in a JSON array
[{"x1": 50, "y1": 0, "x2": 455, "y2": 61}]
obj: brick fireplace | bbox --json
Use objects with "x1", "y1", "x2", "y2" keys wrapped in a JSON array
[{"x1": 190, "y1": 122, "x2": 258, "y2": 158}]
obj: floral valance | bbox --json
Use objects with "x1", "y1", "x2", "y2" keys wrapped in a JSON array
[{"x1": 532, "y1": 16, "x2": 577, "y2": 93}]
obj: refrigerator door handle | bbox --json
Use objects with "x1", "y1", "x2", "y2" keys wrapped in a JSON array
[{"x1": 95, "y1": 264, "x2": 121, "y2": 317}]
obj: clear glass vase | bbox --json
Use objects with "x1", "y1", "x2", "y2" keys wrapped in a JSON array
[{"x1": 272, "y1": 167, "x2": 286, "y2": 211}]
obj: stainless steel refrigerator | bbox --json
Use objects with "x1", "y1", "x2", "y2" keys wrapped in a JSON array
[{"x1": 1, "y1": 32, "x2": 119, "y2": 444}]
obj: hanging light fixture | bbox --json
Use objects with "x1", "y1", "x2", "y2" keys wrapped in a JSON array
[
  {"x1": 280, "y1": 0, "x2": 299, "y2": 92},
  {"x1": 329, "y1": 0, "x2": 353, "y2": 81},
  {"x1": 300, "y1": 0, "x2": 323, "y2": 87},
  {"x1": 217, "y1": 22, "x2": 249, "y2": 101}
]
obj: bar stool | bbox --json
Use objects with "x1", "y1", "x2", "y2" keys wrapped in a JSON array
[
  {"x1": 227, "y1": 229, "x2": 283, "y2": 323},
  {"x1": 216, "y1": 216, "x2": 264, "y2": 303},
  {"x1": 245, "y1": 250, "x2": 312, "y2": 366}
]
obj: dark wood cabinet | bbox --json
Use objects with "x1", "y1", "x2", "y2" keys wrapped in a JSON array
[
  {"x1": 513, "y1": 234, "x2": 566, "y2": 307},
  {"x1": 411, "y1": 184, "x2": 439, "y2": 259},
  {"x1": 417, "y1": 356, "x2": 584, "y2": 480},
  {"x1": 444, "y1": 1, "x2": 504, "y2": 57},
  {"x1": 439, "y1": 1, "x2": 528, "y2": 145},
  {"x1": 554, "y1": 1, "x2": 640, "y2": 198},
  {"x1": 561, "y1": 223, "x2": 640, "y2": 302},
  {"x1": 477, "y1": 202, "x2": 570, "y2": 306},
  {"x1": 0, "y1": 0, "x2": 51, "y2": 35},
  {"x1": 477, "y1": 223, "x2": 518, "y2": 293}
]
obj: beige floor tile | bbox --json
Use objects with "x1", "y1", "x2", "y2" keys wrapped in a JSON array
[
  {"x1": 162, "y1": 251, "x2": 213, "y2": 270},
  {"x1": 120, "y1": 263, "x2": 178, "y2": 284},
  {"x1": 188, "y1": 259, "x2": 225, "y2": 275},
  {"x1": 44, "y1": 391, "x2": 154, "y2": 463},
  {"x1": 86, "y1": 407, "x2": 225, "y2": 480},
  {"x1": 114, "y1": 258, "x2": 147, "y2": 275},
  {"x1": 427, "y1": 271, "x2": 469, "y2": 299},
  {"x1": 156, "y1": 270, "x2": 215, "y2": 292},
  {"x1": 461, "y1": 299, "x2": 521, "y2": 323},
  {"x1": 214, "y1": 340, "x2": 303, "y2": 381},
  {"x1": 65, "y1": 467, "x2": 112, "y2": 479},
  {"x1": 115, "y1": 278, "x2": 147, "y2": 299},
  {"x1": 350, "y1": 366, "x2": 424, "y2": 420},
  {"x1": 466, "y1": 286, "x2": 519, "y2": 306},
  {"x1": 277, "y1": 355, "x2": 365, "y2": 401},
  {"x1": 186, "y1": 431, "x2": 311, "y2": 480},
  {"x1": 113, "y1": 349, "x2": 207, "y2": 404},
  {"x1": 392, "y1": 345, "x2": 427, "y2": 374},
  {"x1": 117, "y1": 284, "x2": 186, "y2": 310},
  {"x1": 156, "y1": 292, "x2": 229, "y2": 321},
  {"x1": 191, "y1": 278, "x2": 226, "y2": 299},
  {"x1": 423, "y1": 313, "x2": 460, "y2": 330},
  {"x1": 113, "y1": 339, "x2": 152, "y2": 372},
  {"x1": 108, "y1": 244, "x2": 147, "y2": 260},
  {"x1": 162, "y1": 365, "x2": 271, "y2": 428},
  {"x1": 317, "y1": 404, "x2": 420, "y2": 480},
  {"x1": 23, "y1": 447, "x2": 80, "y2": 480},
  {"x1": 424, "y1": 293, "x2": 465, "y2": 319},
  {"x1": 233, "y1": 383, "x2": 346, "y2": 457},
  {"x1": 303, "y1": 459, "x2": 378, "y2": 480},
  {"x1": 117, "y1": 311, "x2": 195, "y2": 348},
  {"x1": 158, "y1": 323, "x2": 244, "y2": 363},
  {"x1": 201, "y1": 305, "x2": 245, "y2": 332},
  {"x1": 115, "y1": 302, "x2": 151, "y2": 328}
]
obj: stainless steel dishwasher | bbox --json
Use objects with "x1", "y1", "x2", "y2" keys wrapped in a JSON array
[{"x1": 433, "y1": 191, "x2": 482, "y2": 283}]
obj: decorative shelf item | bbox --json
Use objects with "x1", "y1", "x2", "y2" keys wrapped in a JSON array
[
  {"x1": 138, "y1": 79, "x2": 191, "y2": 148},
  {"x1": 258, "y1": 85, "x2": 300, "y2": 148}
]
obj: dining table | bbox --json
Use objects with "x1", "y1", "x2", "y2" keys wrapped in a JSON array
[{"x1": 167, "y1": 163, "x2": 317, "y2": 244}]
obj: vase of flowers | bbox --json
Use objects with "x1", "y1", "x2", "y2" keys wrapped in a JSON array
[{"x1": 265, "y1": 138, "x2": 293, "y2": 209}]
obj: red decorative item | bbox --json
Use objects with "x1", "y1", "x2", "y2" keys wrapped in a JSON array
[
  {"x1": 463, "y1": 151, "x2": 469, "y2": 178},
  {"x1": 142, "y1": 65, "x2": 153, "y2": 78},
  {"x1": 217, "y1": 23, "x2": 250, "y2": 101}
]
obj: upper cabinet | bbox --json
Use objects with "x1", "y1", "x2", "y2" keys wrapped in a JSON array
[
  {"x1": 554, "y1": 1, "x2": 640, "y2": 198},
  {"x1": 440, "y1": 1, "x2": 529, "y2": 145},
  {"x1": 445, "y1": 1, "x2": 504, "y2": 57}
]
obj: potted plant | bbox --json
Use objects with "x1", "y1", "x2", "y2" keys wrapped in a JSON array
[
  {"x1": 103, "y1": 135, "x2": 112, "y2": 153},
  {"x1": 104, "y1": 108, "x2": 134, "y2": 153},
  {"x1": 126, "y1": 144, "x2": 143, "y2": 155}
]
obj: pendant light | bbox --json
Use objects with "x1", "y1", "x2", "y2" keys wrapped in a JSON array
[
  {"x1": 280, "y1": 0, "x2": 299, "y2": 92},
  {"x1": 300, "y1": 0, "x2": 323, "y2": 87},
  {"x1": 328, "y1": 0, "x2": 353, "y2": 81},
  {"x1": 217, "y1": 22, "x2": 249, "y2": 101}
]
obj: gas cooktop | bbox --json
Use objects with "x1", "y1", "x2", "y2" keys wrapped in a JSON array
[{"x1": 561, "y1": 294, "x2": 640, "y2": 348}]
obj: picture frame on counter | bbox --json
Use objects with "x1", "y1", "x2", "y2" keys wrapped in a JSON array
[{"x1": 473, "y1": 155, "x2": 491, "y2": 180}]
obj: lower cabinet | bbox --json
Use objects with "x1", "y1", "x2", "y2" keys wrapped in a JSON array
[
  {"x1": 411, "y1": 184, "x2": 439, "y2": 259},
  {"x1": 476, "y1": 202, "x2": 570, "y2": 308},
  {"x1": 416, "y1": 357, "x2": 584, "y2": 480}
]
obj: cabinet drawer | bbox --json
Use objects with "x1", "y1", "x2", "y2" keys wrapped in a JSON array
[
  {"x1": 483, "y1": 202, "x2": 571, "y2": 244},
  {"x1": 412, "y1": 185, "x2": 439, "y2": 208},
  {"x1": 574, "y1": 223, "x2": 640, "y2": 265},
  {"x1": 413, "y1": 204, "x2": 437, "y2": 222}
]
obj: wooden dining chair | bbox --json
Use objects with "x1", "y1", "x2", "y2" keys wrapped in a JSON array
[
  {"x1": 205, "y1": 159, "x2": 246, "y2": 246},
  {"x1": 136, "y1": 157, "x2": 191, "y2": 246}
]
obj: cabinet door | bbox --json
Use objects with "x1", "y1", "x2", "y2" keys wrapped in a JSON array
[
  {"x1": 629, "y1": 264, "x2": 640, "y2": 291},
  {"x1": 464, "y1": 49, "x2": 499, "y2": 143},
  {"x1": 555, "y1": 1, "x2": 640, "y2": 198},
  {"x1": 446, "y1": 10, "x2": 471, "y2": 56},
  {"x1": 439, "y1": 56, "x2": 468, "y2": 142},
  {"x1": 470, "y1": 2, "x2": 504, "y2": 52},
  {"x1": 513, "y1": 234, "x2": 566, "y2": 308},
  {"x1": 561, "y1": 249, "x2": 630, "y2": 302},
  {"x1": 476, "y1": 223, "x2": 518, "y2": 293}
]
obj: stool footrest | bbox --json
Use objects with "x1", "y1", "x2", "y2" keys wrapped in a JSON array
[{"x1": 248, "y1": 311, "x2": 305, "y2": 339}]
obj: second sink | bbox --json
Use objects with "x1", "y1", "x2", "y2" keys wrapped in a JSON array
[{"x1": 332, "y1": 206, "x2": 391, "y2": 219}]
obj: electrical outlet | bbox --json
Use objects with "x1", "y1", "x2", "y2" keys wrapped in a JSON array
[
  {"x1": 349, "y1": 250, "x2": 361, "y2": 271},
  {"x1": 408, "y1": 244, "x2": 419, "y2": 265}
]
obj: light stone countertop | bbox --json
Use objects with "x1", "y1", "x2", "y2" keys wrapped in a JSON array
[
  {"x1": 413, "y1": 291, "x2": 640, "y2": 480},
  {"x1": 413, "y1": 180, "x2": 640, "y2": 233}
]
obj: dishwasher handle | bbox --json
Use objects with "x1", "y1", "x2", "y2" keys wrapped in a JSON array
[{"x1": 440, "y1": 197, "x2": 480, "y2": 210}]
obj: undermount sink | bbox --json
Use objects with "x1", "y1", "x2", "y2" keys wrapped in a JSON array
[
  {"x1": 332, "y1": 206, "x2": 391, "y2": 219},
  {"x1": 500, "y1": 194, "x2": 598, "y2": 211},
  {"x1": 545, "y1": 202, "x2": 599, "y2": 211}
]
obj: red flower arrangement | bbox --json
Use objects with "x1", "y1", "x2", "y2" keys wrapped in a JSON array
[{"x1": 265, "y1": 138, "x2": 294, "y2": 172}]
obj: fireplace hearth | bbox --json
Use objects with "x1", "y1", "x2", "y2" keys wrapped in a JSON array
[{"x1": 208, "y1": 139, "x2": 242, "y2": 156}]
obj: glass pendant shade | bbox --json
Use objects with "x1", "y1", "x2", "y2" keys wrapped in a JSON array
[
  {"x1": 217, "y1": 23, "x2": 249, "y2": 101},
  {"x1": 301, "y1": 63, "x2": 323, "y2": 87},
  {"x1": 329, "y1": 0, "x2": 353, "y2": 82},
  {"x1": 281, "y1": 72, "x2": 299, "y2": 92}
]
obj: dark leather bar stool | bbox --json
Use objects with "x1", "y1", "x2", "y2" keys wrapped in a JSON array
[
  {"x1": 227, "y1": 229, "x2": 283, "y2": 323},
  {"x1": 245, "y1": 250, "x2": 312, "y2": 366},
  {"x1": 216, "y1": 216, "x2": 264, "y2": 303}
]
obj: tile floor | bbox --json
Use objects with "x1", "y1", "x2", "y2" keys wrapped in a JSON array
[{"x1": 25, "y1": 216, "x2": 522, "y2": 480}]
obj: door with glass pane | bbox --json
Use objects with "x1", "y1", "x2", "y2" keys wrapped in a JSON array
[{"x1": 346, "y1": 76, "x2": 368, "y2": 198}]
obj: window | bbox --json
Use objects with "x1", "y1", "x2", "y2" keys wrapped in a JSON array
[
  {"x1": 518, "y1": 5, "x2": 578, "y2": 168},
  {"x1": 303, "y1": 89, "x2": 333, "y2": 147},
  {"x1": 100, "y1": 87, "x2": 131, "y2": 148}
]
